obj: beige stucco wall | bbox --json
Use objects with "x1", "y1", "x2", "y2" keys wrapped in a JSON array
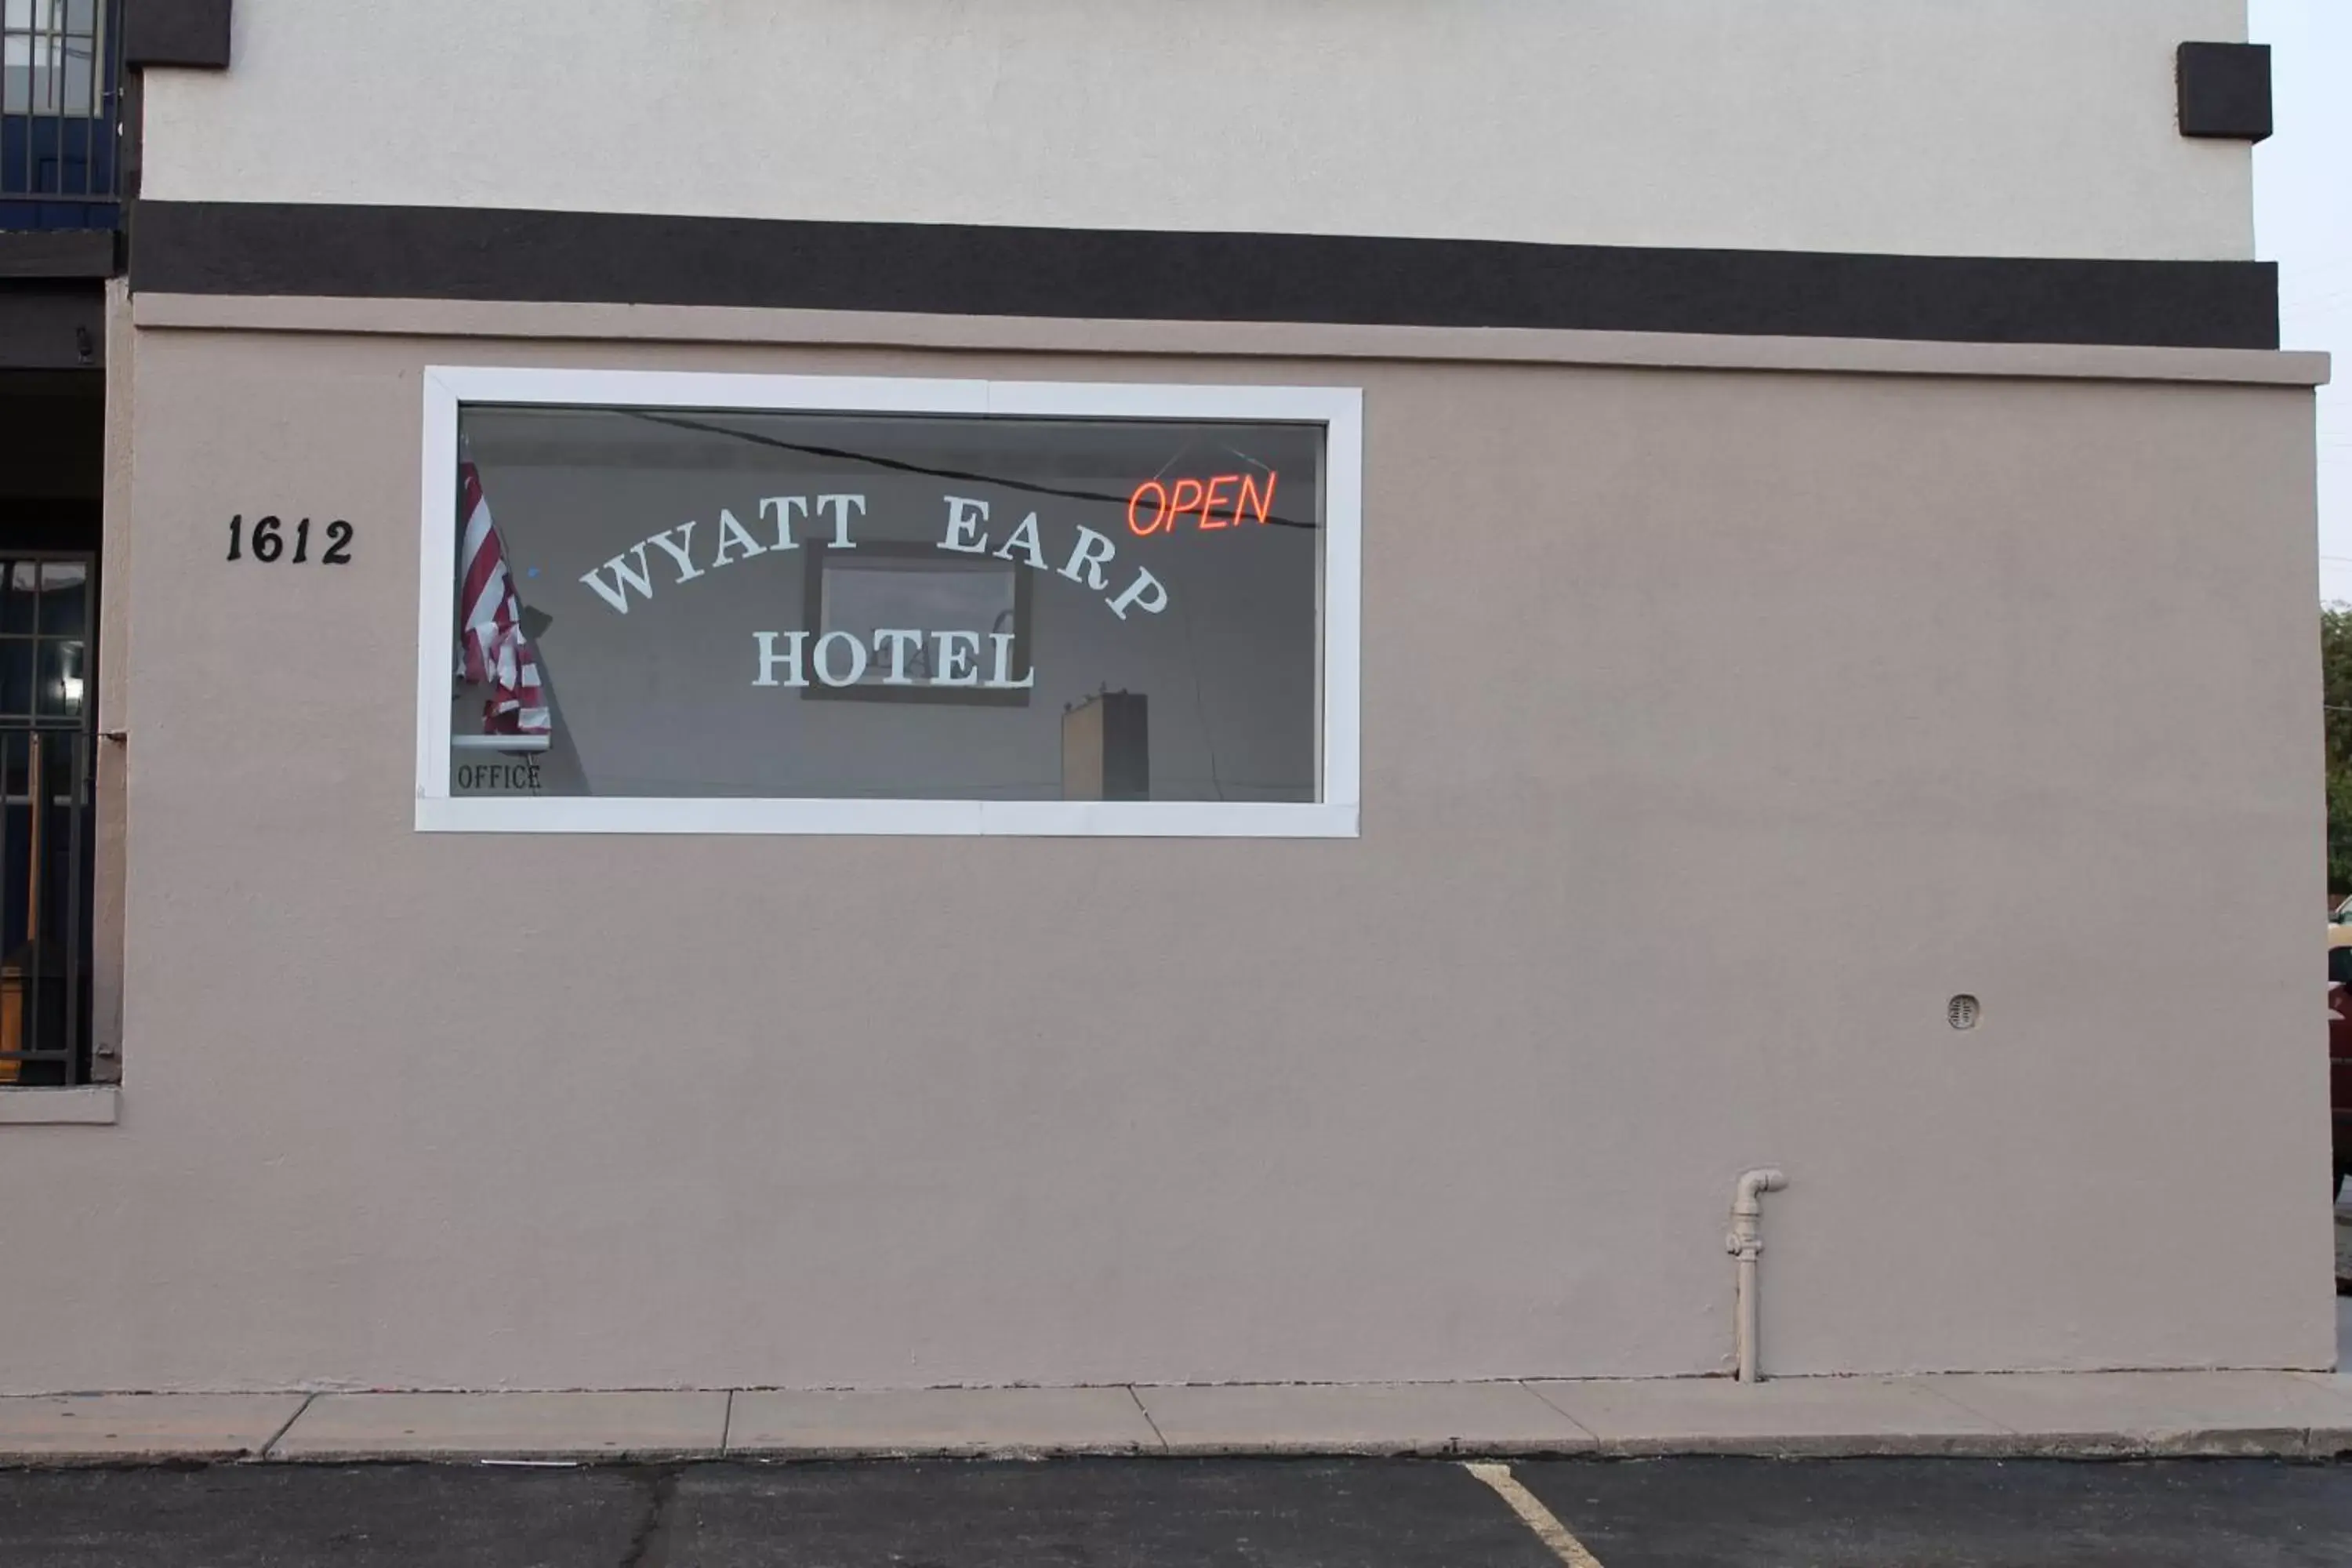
[
  {"x1": 0, "y1": 310, "x2": 2330, "y2": 1392},
  {"x1": 143, "y1": 0, "x2": 2254, "y2": 260}
]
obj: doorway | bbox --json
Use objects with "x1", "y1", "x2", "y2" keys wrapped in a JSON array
[{"x1": 0, "y1": 553, "x2": 93, "y2": 1084}]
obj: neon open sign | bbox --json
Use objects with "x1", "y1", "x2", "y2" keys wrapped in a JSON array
[{"x1": 1126, "y1": 472, "x2": 1279, "y2": 537}]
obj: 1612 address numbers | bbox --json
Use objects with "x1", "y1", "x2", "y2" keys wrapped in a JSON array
[{"x1": 226, "y1": 514, "x2": 353, "y2": 565}]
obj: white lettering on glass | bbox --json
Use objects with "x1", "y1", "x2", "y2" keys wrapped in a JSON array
[
  {"x1": 873, "y1": 628, "x2": 922, "y2": 684},
  {"x1": 709, "y1": 508, "x2": 767, "y2": 570},
  {"x1": 814, "y1": 629, "x2": 870, "y2": 686},
  {"x1": 932, "y1": 630, "x2": 980, "y2": 686},
  {"x1": 1059, "y1": 525, "x2": 1118, "y2": 591},
  {"x1": 815, "y1": 494, "x2": 866, "y2": 549},
  {"x1": 751, "y1": 630, "x2": 809, "y2": 687},
  {"x1": 993, "y1": 511, "x2": 1047, "y2": 571},
  {"x1": 583, "y1": 490, "x2": 1181, "y2": 619},
  {"x1": 643, "y1": 521, "x2": 704, "y2": 584},
  {"x1": 579, "y1": 543, "x2": 659, "y2": 614},
  {"x1": 1106, "y1": 566, "x2": 1168, "y2": 620},
  {"x1": 939, "y1": 496, "x2": 991, "y2": 554},
  {"x1": 987, "y1": 631, "x2": 1034, "y2": 688},
  {"x1": 759, "y1": 495, "x2": 808, "y2": 551}
]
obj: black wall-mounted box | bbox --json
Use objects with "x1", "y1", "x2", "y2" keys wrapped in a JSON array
[
  {"x1": 125, "y1": 0, "x2": 233, "y2": 71},
  {"x1": 2177, "y1": 42, "x2": 2271, "y2": 142}
]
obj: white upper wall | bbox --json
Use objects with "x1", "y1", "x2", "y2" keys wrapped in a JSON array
[{"x1": 141, "y1": 0, "x2": 2255, "y2": 260}]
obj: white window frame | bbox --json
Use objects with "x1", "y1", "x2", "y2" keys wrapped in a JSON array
[{"x1": 415, "y1": 367, "x2": 1362, "y2": 837}]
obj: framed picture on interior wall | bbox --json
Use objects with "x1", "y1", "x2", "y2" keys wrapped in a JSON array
[{"x1": 801, "y1": 541, "x2": 1035, "y2": 706}]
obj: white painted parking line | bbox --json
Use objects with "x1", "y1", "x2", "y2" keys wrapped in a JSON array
[{"x1": 1463, "y1": 1461, "x2": 1606, "y2": 1568}]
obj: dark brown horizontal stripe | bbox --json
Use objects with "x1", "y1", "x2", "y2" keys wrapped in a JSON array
[
  {"x1": 0, "y1": 232, "x2": 118, "y2": 280},
  {"x1": 124, "y1": 0, "x2": 234, "y2": 70},
  {"x1": 129, "y1": 201, "x2": 2280, "y2": 350}
]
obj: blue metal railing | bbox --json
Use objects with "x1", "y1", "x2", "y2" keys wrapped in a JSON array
[{"x1": 1, "y1": 0, "x2": 122, "y2": 232}]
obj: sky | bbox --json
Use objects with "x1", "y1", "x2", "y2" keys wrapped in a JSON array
[{"x1": 2251, "y1": 0, "x2": 2352, "y2": 603}]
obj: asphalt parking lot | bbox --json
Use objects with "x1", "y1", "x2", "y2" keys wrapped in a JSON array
[{"x1": 2, "y1": 1455, "x2": 2350, "y2": 1567}]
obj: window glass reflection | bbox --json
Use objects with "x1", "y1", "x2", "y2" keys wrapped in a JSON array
[{"x1": 449, "y1": 407, "x2": 1324, "y2": 804}]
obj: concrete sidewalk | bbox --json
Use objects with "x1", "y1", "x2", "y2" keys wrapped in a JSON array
[{"x1": 4, "y1": 1356, "x2": 2350, "y2": 1466}]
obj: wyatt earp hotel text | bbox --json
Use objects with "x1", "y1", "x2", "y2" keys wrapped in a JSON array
[{"x1": 0, "y1": 0, "x2": 2331, "y2": 1394}]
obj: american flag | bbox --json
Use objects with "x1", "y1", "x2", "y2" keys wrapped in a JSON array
[{"x1": 456, "y1": 460, "x2": 550, "y2": 735}]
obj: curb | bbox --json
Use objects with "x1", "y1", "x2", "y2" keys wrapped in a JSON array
[{"x1": 2, "y1": 1432, "x2": 2346, "y2": 1467}]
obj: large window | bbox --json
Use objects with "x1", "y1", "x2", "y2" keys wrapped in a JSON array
[{"x1": 416, "y1": 371, "x2": 1360, "y2": 835}]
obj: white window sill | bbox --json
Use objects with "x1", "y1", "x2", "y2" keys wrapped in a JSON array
[
  {"x1": 414, "y1": 797, "x2": 1360, "y2": 837},
  {"x1": 0, "y1": 1086, "x2": 119, "y2": 1125}
]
